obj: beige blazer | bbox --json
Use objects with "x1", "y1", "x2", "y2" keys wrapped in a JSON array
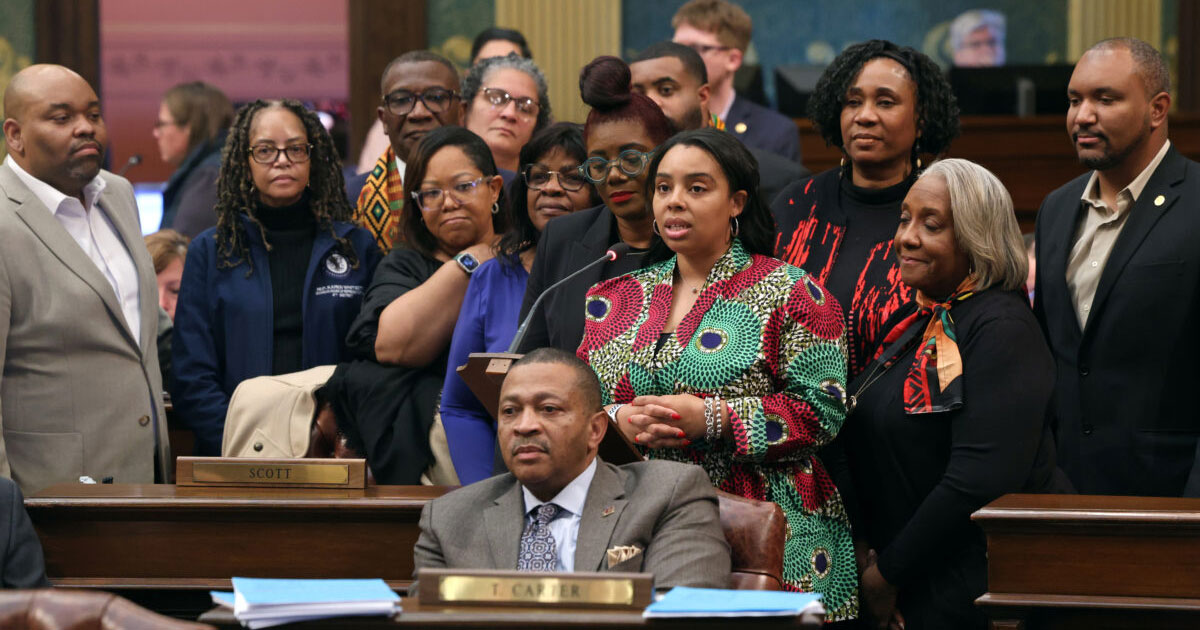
[
  {"x1": 413, "y1": 459, "x2": 731, "y2": 589},
  {"x1": 0, "y1": 165, "x2": 169, "y2": 494}
]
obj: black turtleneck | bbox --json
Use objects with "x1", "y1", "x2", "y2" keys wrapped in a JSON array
[
  {"x1": 254, "y1": 194, "x2": 316, "y2": 376},
  {"x1": 821, "y1": 175, "x2": 913, "y2": 313}
]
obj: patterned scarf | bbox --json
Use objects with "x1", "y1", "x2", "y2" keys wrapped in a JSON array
[
  {"x1": 709, "y1": 113, "x2": 726, "y2": 131},
  {"x1": 873, "y1": 276, "x2": 977, "y2": 414},
  {"x1": 354, "y1": 146, "x2": 404, "y2": 252}
]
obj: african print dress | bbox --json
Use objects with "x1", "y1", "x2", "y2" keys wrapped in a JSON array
[{"x1": 577, "y1": 239, "x2": 858, "y2": 620}]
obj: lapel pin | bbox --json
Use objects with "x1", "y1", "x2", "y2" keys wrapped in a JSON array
[
  {"x1": 602, "y1": 506, "x2": 615, "y2": 517},
  {"x1": 1154, "y1": 195, "x2": 1165, "y2": 207},
  {"x1": 734, "y1": 122, "x2": 748, "y2": 134}
]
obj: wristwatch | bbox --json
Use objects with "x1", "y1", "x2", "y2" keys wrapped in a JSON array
[
  {"x1": 605, "y1": 404, "x2": 626, "y2": 424},
  {"x1": 454, "y1": 251, "x2": 480, "y2": 275}
]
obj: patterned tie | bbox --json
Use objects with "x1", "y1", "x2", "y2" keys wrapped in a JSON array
[{"x1": 517, "y1": 503, "x2": 561, "y2": 571}]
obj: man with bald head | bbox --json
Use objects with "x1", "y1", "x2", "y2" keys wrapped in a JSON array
[
  {"x1": 1, "y1": 64, "x2": 168, "y2": 493},
  {"x1": 1034, "y1": 38, "x2": 1200, "y2": 496},
  {"x1": 354, "y1": 51, "x2": 462, "y2": 252}
]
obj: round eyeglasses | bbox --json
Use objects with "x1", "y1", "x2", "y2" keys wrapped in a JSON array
[
  {"x1": 480, "y1": 87, "x2": 539, "y2": 118},
  {"x1": 410, "y1": 177, "x2": 488, "y2": 212},
  {"x1": 578, "y1": 149, "x2": 655, "y2": 184},
  {"x1": 383, "y1": 88, "x2": 459, "y2": 116},
  {"x1": 249, "y1": 143, "x2": 312, "y2": 164},
  {"x1": 522, "y1": 163, "x2": 588, "y2": 192}
]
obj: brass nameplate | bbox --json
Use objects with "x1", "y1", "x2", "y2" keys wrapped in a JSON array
[
  {"x1": 418, "y1": 569, "x2": 652, "y2": 610},
  {"x1": 175, "y1": 457, "x2": 366, "y2": 488}
]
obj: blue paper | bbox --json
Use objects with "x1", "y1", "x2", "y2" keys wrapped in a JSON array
[
  {"x1": 645, "y1": 587, "x2": 821, "y2": 614},
  {"x1": 231, "y1": 578, "x2": 399, "y2": 606},
  {"x1": 211, "y1": 591, "x2": 234, "y2": 607}
]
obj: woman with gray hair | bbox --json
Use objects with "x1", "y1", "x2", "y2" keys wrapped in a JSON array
[
  {"x1": 461, "y1": 53, "x2": 551, "y2": 175},
  {"x1": 845, "y1": 158, "x2": 1069, "y2": 629}
]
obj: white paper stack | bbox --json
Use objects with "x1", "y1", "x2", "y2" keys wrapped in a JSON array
[{"x1": 211, "y1": 577, "x2": 401, "y2": 629}]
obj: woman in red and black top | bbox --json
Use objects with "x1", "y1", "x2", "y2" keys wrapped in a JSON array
[{"x1": 772, "y1": 40, "x2": 960, "y2": 377}]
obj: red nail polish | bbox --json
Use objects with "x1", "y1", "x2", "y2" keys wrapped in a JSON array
[
  {"x1": 633, "y1": 436, "x2": 639, "y2": 443},
  {"x1": 683, "y1": 439, "x2": 691, "y2": 446},
  {"x1": 672, "y1": 412, "x2": 681, "y2": 420},
  {"x1": 677, "y1": 430, "x2": 685, "y2": 438}
]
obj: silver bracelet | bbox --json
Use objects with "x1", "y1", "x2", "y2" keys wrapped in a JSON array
[
  {"x1": 703, "y1": 397, "x2": 716, "y2": 442},
  {"x1": 713, "y1": 395, "x2": 724, "y2": 442}
]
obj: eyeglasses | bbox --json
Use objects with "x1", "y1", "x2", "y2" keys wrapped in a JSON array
[
  {"x1": 249, "y1": 143, "x2": 313, "y2": 164},
  {"x1": 522, "y1": 163, "x2": 588, "y2": 192},
  {"x1": 683, "y1": 43, "x2": 733, "y2": 55},
  {"x1": 383, "y1": 88, "x2": 460, "y2": 116},
  {"x1": 480, "y1": 87, "x2": 539, "y2": 118},
  {"x1": 411, "y1": 177, "x2": 488, "y2": 212},
  {"x1": 153, "y1": 119, "x2": 181, "y2": 130},
  {"x1": 579, "y1": 149, "x2": 655, "y2": 184}
]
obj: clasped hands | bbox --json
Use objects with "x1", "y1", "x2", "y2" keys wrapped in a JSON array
[{"x1": 612, "y1": 394, "x2": 719, "y2": 449}]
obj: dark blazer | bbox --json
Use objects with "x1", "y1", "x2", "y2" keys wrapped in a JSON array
[
  {"x1": 413, "y1": 459, "x2": 731, "y2": 589},
  {"x1": 1034, "y1": 145, "x2": 1200, "y2": 496},
  {"x1": 0, "y1": 477, "x2": 48, "y2": 588},
  {"x1": 162, "y1": 133, "x2": 224, "y2": 238},
  {"x1": 750, "y1": 146, "x2": 808, "y2": 206},
  {"x1": 726, "y1": 93, "x2": 801, "y2": 164},
  {"x1": 517, "y1": 204, "x2": 625, "y2": 353}
]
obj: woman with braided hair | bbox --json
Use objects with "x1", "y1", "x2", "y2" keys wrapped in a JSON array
[{"x1": 171, "y1": 99, "x2": 381, "y2": 455}]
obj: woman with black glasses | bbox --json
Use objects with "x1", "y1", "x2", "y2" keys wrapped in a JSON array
[
  {"x1": 440, "y1": 123, "x2": 599, "y2": 484},
  {"x1": 171, "y1": 100, "x2": 381, "y2": 455},
  {"x1": 461, "y1": 54, "x2": 551, "y2": 176},
  {"x1": 516, "y1": 55, "x2": 674, "y2": 354}
]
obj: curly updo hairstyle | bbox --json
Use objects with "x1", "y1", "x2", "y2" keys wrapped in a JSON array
[
  {"x1": 579, "y1": 56, "x2": 673, "y2": 147},
  {"x1": 807, "y1": 39, "x2": 960, "y2": 167},
  {"x1": 213, "y1": 99, "x2": 356, "y2": 275}
]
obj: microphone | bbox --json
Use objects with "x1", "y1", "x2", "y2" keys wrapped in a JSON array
[
  {"x1": 506, "y1": 242, "x2": 634, "y2": 353},
  {"x1": 118, "y1": 154, "x2": 143, "y2": 176}
]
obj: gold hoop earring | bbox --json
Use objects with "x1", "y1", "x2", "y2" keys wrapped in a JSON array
[{"x1": 652, "y1": 220, "x2": 661, "y2": 236}]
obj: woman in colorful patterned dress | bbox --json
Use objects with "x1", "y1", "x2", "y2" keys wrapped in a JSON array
[{"x1": 578, "y1": 129, "x2": 858, "y2": 621}]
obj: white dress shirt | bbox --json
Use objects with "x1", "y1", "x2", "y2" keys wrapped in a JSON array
[
  {"x1": 521, "y1": 457, "x2": 598, "y2": 572},
  {"x1": 5, "y1": 157, "x2": 142, "y2": 345}
]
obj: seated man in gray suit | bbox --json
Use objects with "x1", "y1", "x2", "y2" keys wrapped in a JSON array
[{"x1": 413, "y1": 348, "x2": 730, "y2": 588}]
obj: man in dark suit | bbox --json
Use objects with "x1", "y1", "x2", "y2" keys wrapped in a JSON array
[
  {"x1": 630, "y1": 42, "x2": 807, "y2": 205},
  {"x1": 671, "y1": 0, "x2": 800, "y2": 163},
  {"x1": 414, "y1": 348, "x2": 730, "y2": 587},
  {"x1": 1034, "y1": 38, "x2": 1200, "y2": 496},
  {"x1": 0, "y1": 477, "x2": 48, "y2": 588}
]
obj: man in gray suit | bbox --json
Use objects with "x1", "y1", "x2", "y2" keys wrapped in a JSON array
[
  {"x1": 413, "y1": 348, "x2": 730, "y2": 588},
  {"x1": 0, "y1": 65, "x2": 169, "y2": 493}
]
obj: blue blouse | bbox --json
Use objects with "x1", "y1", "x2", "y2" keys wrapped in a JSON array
[{"x1": 440, "y1": 255, "x2": 529, "y2": 484}]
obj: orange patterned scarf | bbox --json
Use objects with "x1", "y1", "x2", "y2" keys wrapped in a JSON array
[{"x1": 354, "y1": 147, "x2": 405, "y2": 252}]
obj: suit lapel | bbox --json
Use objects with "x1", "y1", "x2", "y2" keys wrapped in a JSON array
[
  {"x1": 574, "y1": 460, "x2": 628, "y2": 572},
  {"x1": 483, "y1": 478, "x2": 526, "y2": 570},
  {"x1": 1085, "y1": 148, "x2": 1186, "y2": 337},
  {"x1": 97, "y1": 174, "x2": 154, "y2": 353},
  {"x1": 1043, "y1": 177, "x2": 1089, "y2": 339},
  {"x1": 1, "y1": 167, "x2": 139, "y2": 350},
  {"x1": 561, "y1": 207, "x2": 617, "y2": 347}
]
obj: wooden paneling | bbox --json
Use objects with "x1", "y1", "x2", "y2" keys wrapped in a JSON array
[
  {"x1": 35, "y1": 0, "x2": 100, "y2": 93},
  {"x1": 973, "y1": 493, "x2": 1200, "y2": 630},
  {"x1": 348, "y1": 0, "x2": 427, "y2": 158}
]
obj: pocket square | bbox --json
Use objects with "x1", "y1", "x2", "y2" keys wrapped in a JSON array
[{"x1": 606, "y1": 545, "x2": 642, "y2": 566}]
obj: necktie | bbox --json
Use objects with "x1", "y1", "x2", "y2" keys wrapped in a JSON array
[{"x1": 517, "y1": 503, "x2": 561, "y2": 571}]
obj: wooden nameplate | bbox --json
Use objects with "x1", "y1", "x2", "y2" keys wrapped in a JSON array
[
  {"x1": 417, "y1": 568, "x2": 652, "y2": 610},
  {"x1": 175, "y1": 457, "x2": 367, "y2": 489}
]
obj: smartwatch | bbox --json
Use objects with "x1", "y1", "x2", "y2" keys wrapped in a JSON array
[{"x1": 454, "y1": 252, "x2": 480, "y2": 275}]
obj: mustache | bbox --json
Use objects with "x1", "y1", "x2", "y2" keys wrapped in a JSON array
[{"x1": 509, "y1": 437, "x2": 550, "y2": 456}]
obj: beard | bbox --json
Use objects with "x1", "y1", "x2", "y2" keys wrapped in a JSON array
[{"x1": 1076, "y1": 113, "x2": 1152, "y2": 171}]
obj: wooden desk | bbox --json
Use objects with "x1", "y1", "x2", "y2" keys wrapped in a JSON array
[
  {"x1": 27, "y1": 484, "x2": 448, "y2": 616},
  {"x1": 199, "y1": 598, "x2": 824, "y2": 628},
  {"x1": 972, "y1": 493, "x2": 1200, "y2": 630},
  {"x1": 795, "y1": 115, "x2": 1200, "y2": 230}
]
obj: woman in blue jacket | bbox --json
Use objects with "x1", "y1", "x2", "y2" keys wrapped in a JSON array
[
  {"x1": 172, "y1": 99, "x2": 382, "y2": 455},
  {"x1": 439, "y1": 123, "x2": 598, "y2": 484}
]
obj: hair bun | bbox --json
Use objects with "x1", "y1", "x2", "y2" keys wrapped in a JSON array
[{"x1": 579, "y1": 56, "x2": 632, "y2": 111}]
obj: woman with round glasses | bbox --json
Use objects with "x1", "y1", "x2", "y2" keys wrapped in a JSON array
[
  {"x1": 440, "y1": 123, "x2": 599, "y2": 484},
  {"x1": 171, "y1": 100, "x2": 381, "y2": 455},
  {"x1": 461, "y1": 54, "x2": 551, "y2": 175},
  {"x1": 579, "y1": 128, "x2": 857, "y2": 619},
  {"x1": 516, "y1": 55, "x2": 673, "y2": 354},
  {"x1": 321, "y1": 126, "x2": 508, "y2": 484}
]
